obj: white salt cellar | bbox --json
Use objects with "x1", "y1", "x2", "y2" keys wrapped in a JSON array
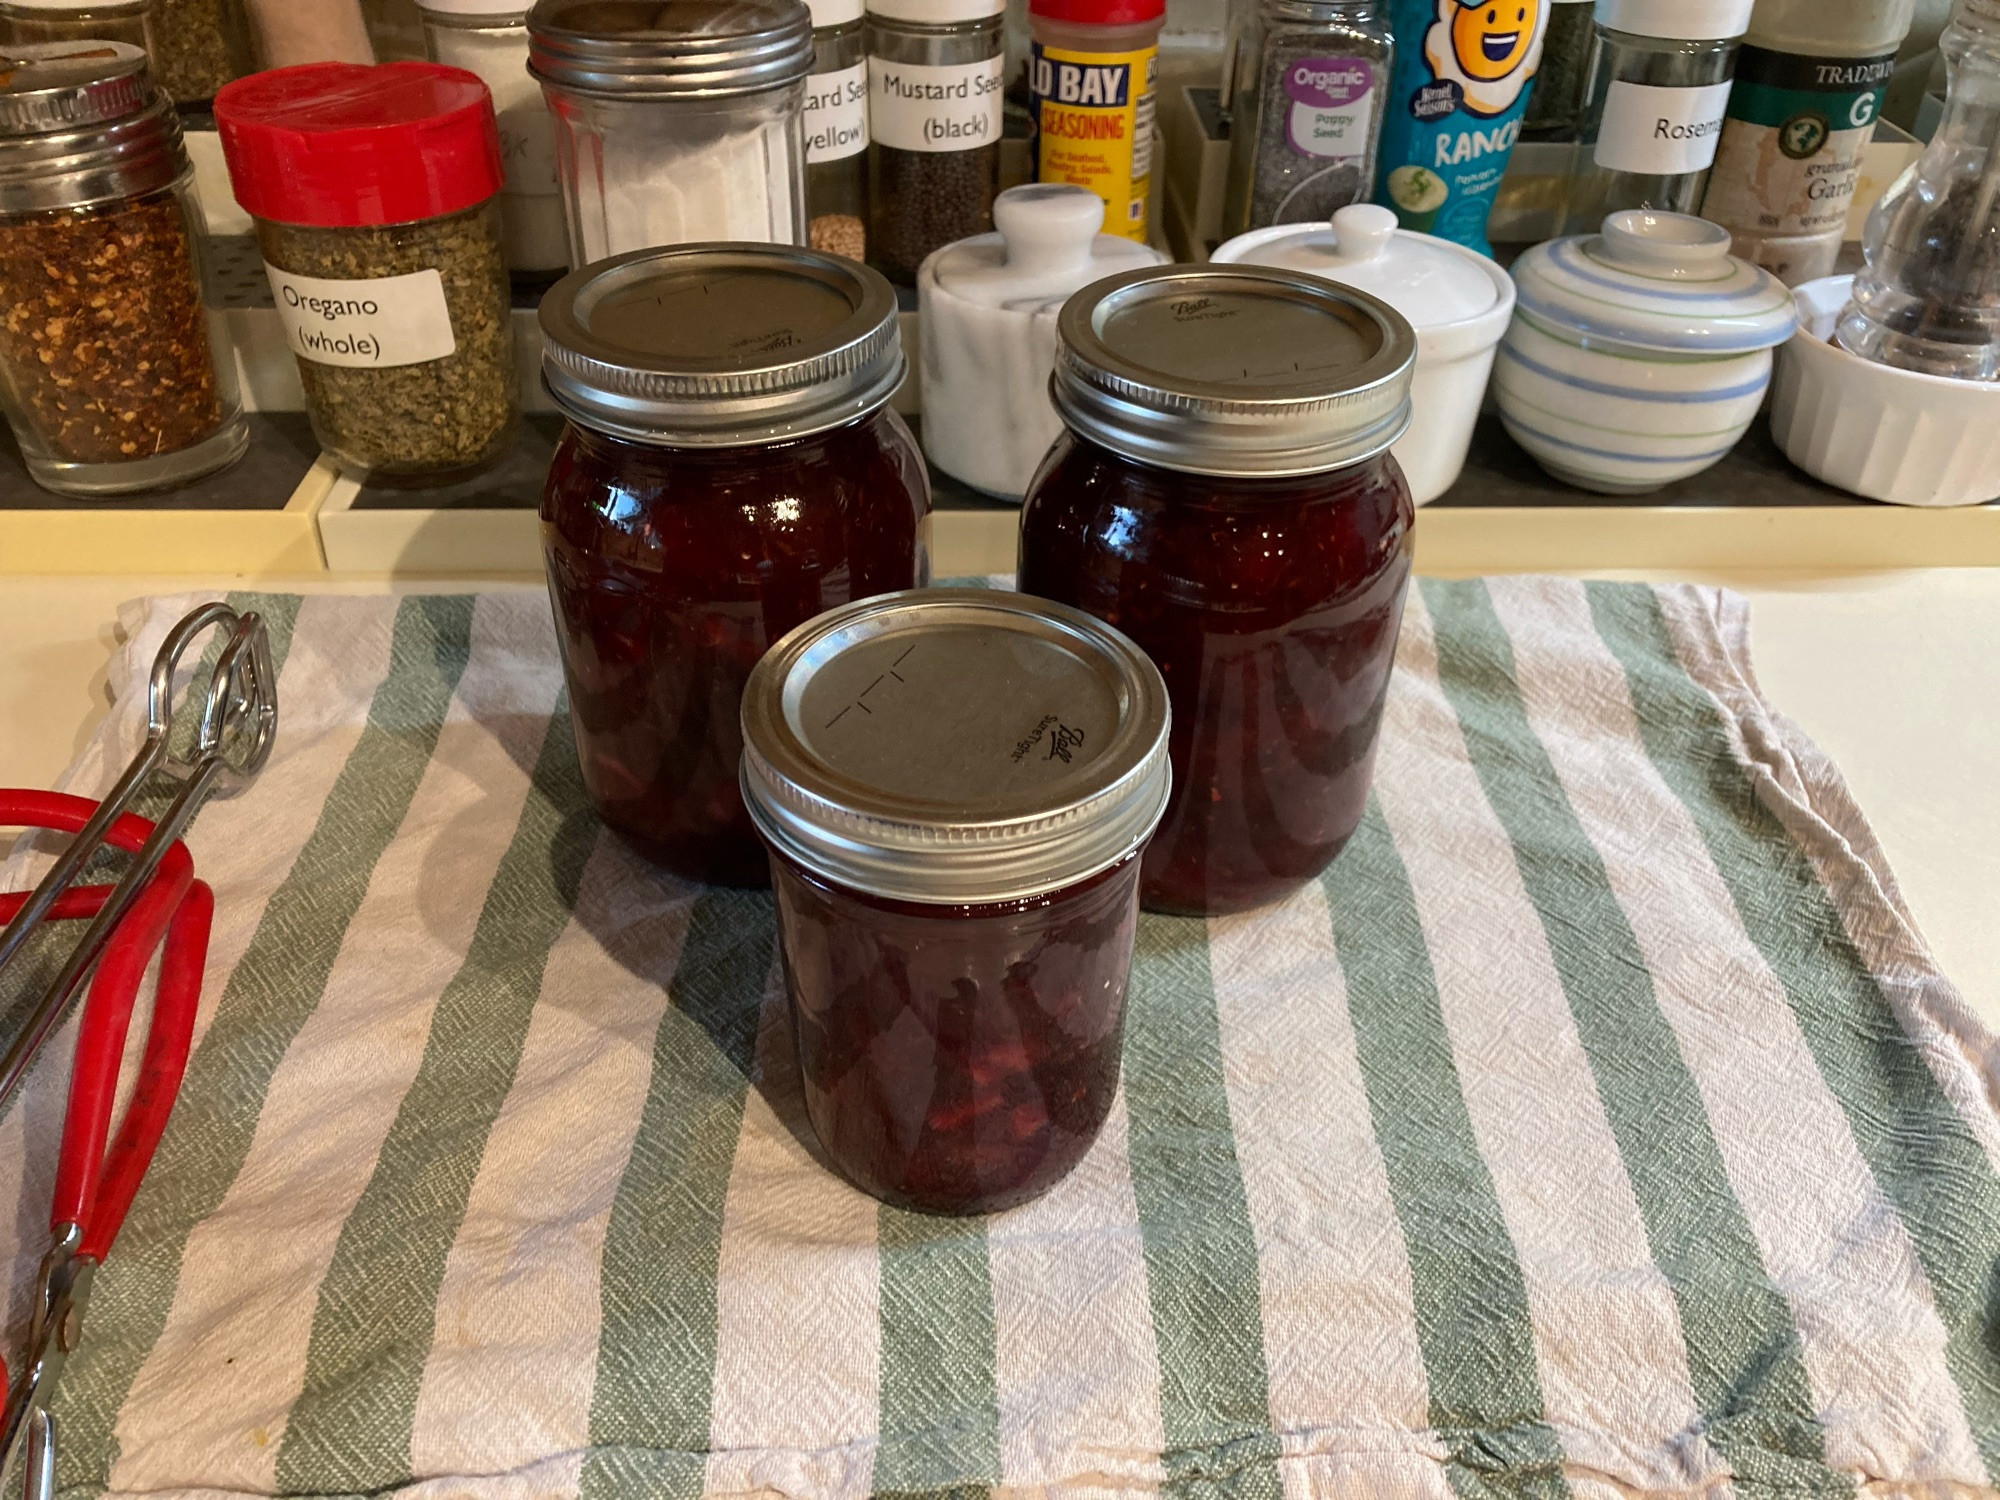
[{"x1": 919, "y1": 183, "x2": 1164, "y2": 501}]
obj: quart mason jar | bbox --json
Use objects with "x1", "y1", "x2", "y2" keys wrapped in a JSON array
[
  {"x1": 1019, "y1": 264, "x2": 1418, "y2": 917},
  {"x1": 539, "y1": 244, "x2": 932, "y2": 886},
  {"x1": 527, "y1": 0, "x2": 813, "y2": 262},
  {"x1": 741, "y1": 589, "x2": 1171, "y2": 1214},
  {"x1": 0, "y1": 0, "x2": 152, "y2": 50},
  {"x1": 0, "y1": 43, "x2": 248, "y2": 496}
]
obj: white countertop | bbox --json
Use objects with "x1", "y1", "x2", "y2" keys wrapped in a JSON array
[{"x1": 3, "y1": 566, "x2": 1995, "y2": 1023}]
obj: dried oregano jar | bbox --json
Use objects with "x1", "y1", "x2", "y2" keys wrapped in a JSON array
[
  {"x1": 0, "y1": 43, "x2": 247, "y2": 495},
  {"x1": 215, "y1": 62, "x2": 520, "y2": 484}
]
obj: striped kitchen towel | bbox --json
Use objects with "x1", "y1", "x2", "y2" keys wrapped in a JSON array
[{"x1": 2, "y1": 577, "x2": 1996, "y2": 1500}]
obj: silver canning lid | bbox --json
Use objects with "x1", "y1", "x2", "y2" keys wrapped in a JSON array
[
  {"x1": 741, "y1": 589, "x2": 1172, "y2": 906},
  {"x1": 1052, "y1": 264, "x2": 1418, "y2": 478},
  {"x1": 527, "y1": 0, "x2": 813, "y2": 97},
  {"x1": 539, "y1": 242, "x2": 905, "y2": 445},
  {"x1": 0, "y1": 44, "x2": 185, "y2": 214}
]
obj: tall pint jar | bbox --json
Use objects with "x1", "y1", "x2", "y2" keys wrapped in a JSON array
[
  {"x1": 0, "y1": 43, "x2": 248, "y2": 496},
  {"x1": 528, "y1": 0, "x2": 814, "y2": 262}
]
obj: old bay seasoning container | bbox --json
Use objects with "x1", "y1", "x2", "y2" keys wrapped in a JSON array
[
  {"x1": 742, "y1": 588, "x2": 1171, "y2": 1214},
  {"x1": 538, "y1": 244, "x2": 932, "y2": 888},
  {"x1": 214, "y1": 62, "x2": 519, "y2": 484},
  {"x1": 0, "y1": 42, "x2": 248, "y2": 496},
  {"x1": 1018, "y1": 264, "x2": 1418, "y2": 917}
]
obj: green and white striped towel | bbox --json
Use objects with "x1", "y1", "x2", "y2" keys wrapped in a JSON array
[{"x1": 4, "y1": 577, "x2": 1997, "y2": 1500}]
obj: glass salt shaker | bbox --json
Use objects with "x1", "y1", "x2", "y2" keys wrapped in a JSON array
[
  {"x1": 1837, "y1": 0, "x2": 2000, "y2": 379},
  {"x1": 865, "y1": 0, "x2": 1006, "y2": 286},
  {"x1": 806, "y1": 0, "x2": 870, "y2": 258},
  {"x1": 528, "y1": 0, "x2": 814, "y2": 263},
  {"x1": 1221, "y1": 0, "x2": 1394, "y2": 234},
  {"x1": 1561, "y1": 0, "x2": 1753, "y2": 232},
  {"x1": 418, "y1": 0, "x2": 569, "y2": 279}
]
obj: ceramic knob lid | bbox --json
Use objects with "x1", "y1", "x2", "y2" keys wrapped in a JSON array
[
  {"x1": 928, "y1": 182, "x2": 1163, "y2": 309},
  {"x1": 1209, "y1": 203, "x2": 1503, "y2": 329},
  {"x1": 1511, "y1": 209, "x2": 1799, "y2": 354}
]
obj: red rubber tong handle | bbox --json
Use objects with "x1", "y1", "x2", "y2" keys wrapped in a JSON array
[{"x1": 0, "y1": 790, "x2": 206, "y2": 1262}]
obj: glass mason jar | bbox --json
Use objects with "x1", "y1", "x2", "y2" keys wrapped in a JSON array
[
  {"x1": 865, "y1": 0, "x2": 1006, "y2": 285},
  {"x1": 528, "y1": 0, "x2": 812, "y2": 264},
  {"x1": 1221, "y1": 0, "x2": 1393, "y2": 234},
  {"x1": 806, "y1": 0, "x2": 870, "y2": 258},
  {"x1": 1018, "y1": 265, "x2": 1418, "y2": 917},
  {"x1": 418, "y1": 0, "x2": 569, "y2": 278},
  {"x1": 0, "y1": 0, "x2": 151, "y2": 49},
  {"x1": 1562, "y1": 0, "x2": 1753, "y2": 233},
  {"x1": 0, "y1": 43, "x2": 248, "y2": 497},
  {"x1": 215, "y1": 61, "x2": 520, "y2": 485},
  {"x1": 740, "y1": 589, "x2": 1171, "y2": 1214},
  {"x1": 538, "y1": 245, "x2": 933, "y2": 887}
]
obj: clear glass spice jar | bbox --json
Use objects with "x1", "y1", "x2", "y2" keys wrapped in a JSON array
[
  {"x1": 1562, "y1": 0, "x2": 1754, "y2": 232},
  {"x1": 1523, "y1": 0, "x2": 1598, "y2": 139},
  {"x1": 539, "y1": 244, "x2": 933, "y2": 887},
  {"x1": 741, "y1": 588, "x2": 1171, "y2": 1214},
  {"x1": 1222, "y1": 0, "x2": 1393, "y2": 233},
  {"x1": 418, "y1": 0, "x2": 569, "y2": 278},
  {"x1": 528, "y1": 0, "x2": 812, "y2": 263},
  {"x1": 807, "y1": 0, "x2": 870, "y2": 257},
  {"x1": 1018, "y1": 265, "x2": 1418, "y2": 917},
  {"x1": 0, "y1": 43, "x2": 248, "y2": 496},
  {"x1": 0, "y1": 0, "x2": 152, "y2": 50},
  {"x1": 150, "y1": 0, "x2": 253, "y2": 100},
  {"x1": 215, "y1": 62, "x2": 520, "y2": 486},
  {"x1": 866, "y1": 0, "x2": 1006, "y2": 285}
]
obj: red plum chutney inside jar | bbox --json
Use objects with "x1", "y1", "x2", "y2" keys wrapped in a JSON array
[
  {"x1": 1018, "y1": 265, "x2": 1418, "y2": 917},
  {"x1": 740, "y1": 589, "x2": 1171, "y2": 1214},
  {"x1": 539, "y1": 244, "x2": 930, "y2": 886}
]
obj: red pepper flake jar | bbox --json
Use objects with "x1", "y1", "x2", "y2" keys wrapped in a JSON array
[
  {"x1": 1019, "y1": 265, "x2": 1418, "y2": 917},
  {"x1": 540, "y1": 244, "x2": 931, "y2": 886},
  {"x1": 0, "y1": 43, "x2": 248, "y2": 496},
  {"x1": 741, "y1": 589, "x2": 1170, "y2": 1213}
]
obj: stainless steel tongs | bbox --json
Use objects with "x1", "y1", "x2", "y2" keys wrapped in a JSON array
[{"x1": 0, "y1": 601, "x2": 278, "y2": 1115}]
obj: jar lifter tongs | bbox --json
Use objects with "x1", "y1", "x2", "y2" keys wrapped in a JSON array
[{"x1": 0, "y1": 602, "x2": 277, "y2": 1500}]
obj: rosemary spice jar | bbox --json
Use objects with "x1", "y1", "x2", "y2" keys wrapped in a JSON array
[
  {"x1": 866, "y1": 0, "x2": 1005, "y2": 284},
  {"x1": 528, "y1": 0, "x2": 814, "y2": 262},
  {"x1": 807, "y1": 0, "x2": 870, "y2": 257},
  {"x1": 1222, "y1": 0, "x2": 1393, "y2": 233},
  {"x1": 0, "y1": 0, "x2": 153, "y2": 51},
  {"x1": 215, "y1": 62, "x2": 520, "y2": 485},
  {"x1": 0, "y1": 43, "x2": 248, "y2": 496}
]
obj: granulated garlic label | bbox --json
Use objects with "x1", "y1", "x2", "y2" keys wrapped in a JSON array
[{"x1": 266, "y1": 265, "x2": 459, "y2": 369}]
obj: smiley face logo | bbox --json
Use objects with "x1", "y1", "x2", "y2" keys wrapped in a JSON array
[
  {"x1": 1452, "y1": 0, "x2": 1539, "y2": 81},
  {"x1": 1425, "y1": 0, "x2": 1549, "y2": 117}
]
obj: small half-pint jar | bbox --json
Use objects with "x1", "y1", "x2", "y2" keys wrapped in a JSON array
[
  {"x1": 0, "y1": 42, "x2": 248, "y2": 496},
  {"x1": 742, "y1": 588, "x2": 1171, "y2": 1215}
]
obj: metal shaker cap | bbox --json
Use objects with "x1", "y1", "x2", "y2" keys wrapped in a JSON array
[
  {"x1": 1051, "y1": 264, "x2": 1418, "y2": 478},
  {"x1": 527, "y1": 0, "x2": 814, "y2": 97},
  {"x1": 538, "y1": 242, "x2": 905, "y2": 445},
  {"x1": 0, "y1": 43, "x2": 184, "y2": 212},
  {"x1": 741, "y1": 589, "x2": 1172, "y2": 905}
]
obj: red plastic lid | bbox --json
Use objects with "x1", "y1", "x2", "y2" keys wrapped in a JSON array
[
  {"x1": 213, "y1": 62, "x2": 503, "y2": 229},
  {"x1": 1029, "y1": 0, "x2": 1163, "y2": 26}
]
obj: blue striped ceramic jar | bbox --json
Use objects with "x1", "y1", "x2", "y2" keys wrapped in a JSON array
[{"x1": 1495, "y1": 210, "x2": 1798, "y2": 495}]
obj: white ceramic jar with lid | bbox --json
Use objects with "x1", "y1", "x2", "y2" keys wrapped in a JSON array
[
  {"x1": 419, "y1": 0, "x2": 568, "y2": 278},
  {"x1": 1496, "y1": 208, "x2": 1798, "y2": 493},
  {"x1": 919, "y1": 182, "x2": 1164, "y2": 500},
  {"x1": 528, "y1": 0, "x2": 814, "y2": 262},
  {"x1": 1212, "y1": 202, "x2": 1514, "y2": 503}
]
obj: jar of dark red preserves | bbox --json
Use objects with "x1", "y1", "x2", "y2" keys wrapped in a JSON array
[
  {"x1": 741, "y1": 589, "x2": 1171, "y2": 1214},
  {"x1": 540, "y1": 244, "x2": 932, "y2": 886},
  {"x1": 1018, "y1": 265, "x2": 1418, "y2": 917}
]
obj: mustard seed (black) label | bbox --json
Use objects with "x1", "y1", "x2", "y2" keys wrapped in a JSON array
[
  {"x1": 266, "y1": 265, "x2": 458, "y2": 369},
  {"x1": 869, "y1": 55, "x2": 1005, "y2": 152}
]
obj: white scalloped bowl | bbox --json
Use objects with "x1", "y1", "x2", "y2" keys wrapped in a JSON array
[{"x1": 1771, "y1": 276, "x2": 2000, "y2": 508}]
